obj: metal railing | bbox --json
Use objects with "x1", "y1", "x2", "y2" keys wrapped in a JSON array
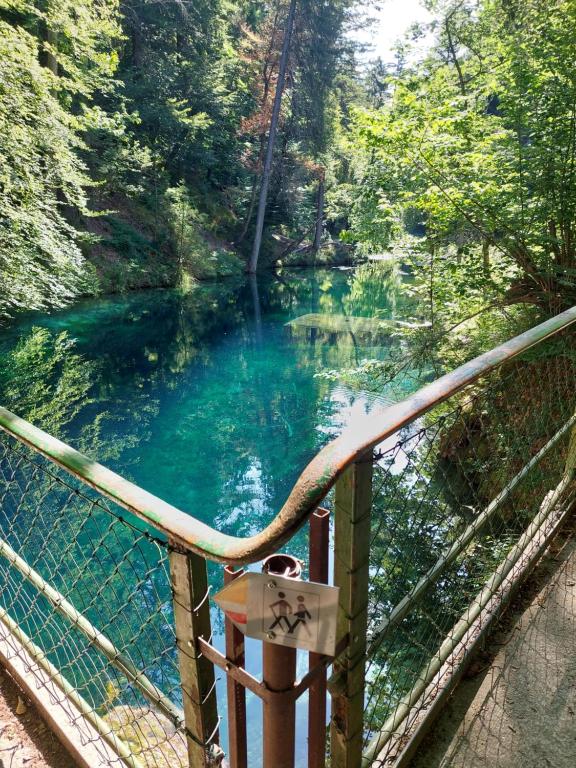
[{"x1": 0, "y1": 306, "x2": 576, "y2": 767}]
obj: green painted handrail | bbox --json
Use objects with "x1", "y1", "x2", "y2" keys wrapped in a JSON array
[{"x1": 1, "y1": 306, "x2": 576, "y2": 564}]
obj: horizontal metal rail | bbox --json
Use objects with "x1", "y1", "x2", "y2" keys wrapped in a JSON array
[
  {"x1": 362, "y1": 467, "x2": 576, "y2": 765},
  {"x1": 1, "y1": 307, "x2": 576, "y2": 564},
  {"x1": 0, "y1": 535, "x2": 184, "y2": 727},
  {"x1": 366, "y1": 409, "x2": 576, "y2": 654},
  {"x1": 0, "y1": 607, "x2": 145, "y2": 768}
]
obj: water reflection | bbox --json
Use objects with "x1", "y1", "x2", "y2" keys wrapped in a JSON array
[
  {"x1": 0, "y1": 264, "x2": 415, "y2": 536},
  {"x1": 0, "y1": 263, "x2": 421, "y2": 766}
]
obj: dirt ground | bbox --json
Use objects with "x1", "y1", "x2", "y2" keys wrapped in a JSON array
[{"x1": 0, "y1": 669, "x2": 77, "y2": 768}]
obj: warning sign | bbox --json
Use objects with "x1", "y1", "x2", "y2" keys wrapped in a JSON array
[{"x1": 214, "y1": 573, "x2": 339, "y2": 656}]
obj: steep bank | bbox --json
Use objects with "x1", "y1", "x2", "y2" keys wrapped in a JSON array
[
  {"x1": 81, "y1": 191, "x2": 356, "y2": 298},
  {"x1": 83, "y1": 194, "x2": 244, "y2": 295},
  {"x1": 0, "y1": 1, "x2": 357, "y2": 321}
]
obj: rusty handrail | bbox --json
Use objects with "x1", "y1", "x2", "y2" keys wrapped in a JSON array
[{"x1": 2, "y1": 306, "x2": 576, "y2": 564}]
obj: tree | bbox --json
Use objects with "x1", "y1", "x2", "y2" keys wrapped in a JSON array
[
  {"x1": 235, "y1": 1, "x2": 297, "y2": 245},
  {"x1": 248, "y1": 0, "x2": 297, "y2": 274},
  {"x1": 0, "y1": 0, "x2": 120, "y2": 319},
  {"x1": 342, "y1": 0, "x2": 576, "y2": 322}
]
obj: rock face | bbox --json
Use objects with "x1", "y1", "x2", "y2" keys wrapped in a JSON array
[{"x1": 105, "y1": 705, "x2": 188, "y2": 768}]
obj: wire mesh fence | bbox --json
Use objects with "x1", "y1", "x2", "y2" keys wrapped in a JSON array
[
  {"x1": 0, "y1": 428, "x2": 189, "y2": 768},
  {"x1": 361, "y1": 325, "x2": 576, "y2": 765},
  {"x1": 0, "y1": 314, "x2": 576, "y2": 768}
]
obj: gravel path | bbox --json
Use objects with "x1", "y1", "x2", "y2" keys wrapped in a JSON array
[
  {"x1": 0, "y1": 668, "x2": 76, "y2": 768},
  {"x1": 409, "y1": 518, "x2": 576, "y2": 768}
]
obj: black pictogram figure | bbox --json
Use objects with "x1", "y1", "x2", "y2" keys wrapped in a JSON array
[
  {"x1": 289, "y1": 595, "x2": 312, "y2": 636},
  {"x1": 268, "y1": 592, "x2": 293, "y2": 632}
]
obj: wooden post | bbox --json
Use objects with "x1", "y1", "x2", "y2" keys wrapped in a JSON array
[
  {"x1": 308, "y1": 508, "x2": 330, "y2": 768},
  {"x1": 564, "y1": 418, "x2": 576, "y2": 474},
  {"x1": 170, "y1": 549, "x2": 222, "y2": 767},
  {"x1": 329, "y1": 456, "x2": 373, "y2": 768}
]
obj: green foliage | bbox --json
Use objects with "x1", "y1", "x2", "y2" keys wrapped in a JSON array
[
  {"x1": 166, "y1": 184, "x2": 242, "y2": 279},
  {"x1": 0, "y1": 0, "x2": 365, "y2": 318},
  {"x1": 0, "y1": 0, "x2": 122, "y2": 320},
  {"x1": 0, "y1": 21, "x2": 91, "y2": 319},
  {"x1": 90, "y1": 214, "x2": 177, "y2": 293},
  {"x1": 118, "y1": 0, "x2": 251, "y2": 190},
  {"x1": 0, "y1": 327, "x2": 96, "y2": 432},
  {"x1": 339, "y1": 0, "x2": 576, "y2": 333},
  {"x1": 83, "y1": 107, "x2": 153, "y2": 200}
]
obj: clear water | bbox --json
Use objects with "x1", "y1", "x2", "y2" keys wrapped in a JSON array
[
  {"x1": 0, "y1": 263, "x2": 421, "y2": 764},
  {"x1": 0, "y1": 264, "x2": 417, "y2": 531}
]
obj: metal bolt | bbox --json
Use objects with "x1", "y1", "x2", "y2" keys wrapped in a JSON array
[{"x1": 267, "y1": 580, "x2": 277, "y2": 589}]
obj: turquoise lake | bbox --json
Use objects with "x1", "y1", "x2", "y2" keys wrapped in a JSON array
[
  {"x1": 0, "y1": 264, "x2": 421, "y2": 765},
  {"x1": 0, "y1": 264, "x2": 417, "y2": 532}
]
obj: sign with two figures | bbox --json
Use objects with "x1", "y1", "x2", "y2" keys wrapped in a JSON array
[{"x1": 214, "y1": 572, "x2": 340, "y2": 656}]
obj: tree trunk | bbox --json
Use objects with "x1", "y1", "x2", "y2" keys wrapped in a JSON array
[
  {"x1": 445, "y1": 15, "x2": 466, "y2": 96},
  {"x1": 126, "y1": 10, "x2": 144, "y2": 69},
  {"x1": 549, "y1": 220, "x2": 561, "y2": 262},
  {"x1": 237, "y1": 176, "x2": 259, "y2": 244},
  {"x1": 313, "y1": 176, "x2": 325, "y2": 254},
  {"x1": 237, "y1": 135, "x2": 266, "y2": 244},
  {"x1": 247, "y1": 0, "x2": 297, "y2": 274}
]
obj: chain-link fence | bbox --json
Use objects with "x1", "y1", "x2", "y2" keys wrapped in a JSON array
[
  {"x1": 1, "y1": 311, "x2": 576, "y2": 768},
  {"x1": 0, "y1": 428, "x2": 189, "y2": 768},
  {"x1": 361, "y1": 325, "x2": 576, "y2": 766}
]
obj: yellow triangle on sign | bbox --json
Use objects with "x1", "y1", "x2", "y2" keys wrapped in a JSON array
[{"x1": 213, "y1": 573, "x2": 252, "y2": 633}]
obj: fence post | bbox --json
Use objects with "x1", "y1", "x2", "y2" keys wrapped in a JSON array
[
  {"x1": 169, "y1": 548, "x2": 222, "y2": 767},
  {"x1": 330, "y1": 455, "x2": 373, "y2": 768},
  {"x1": 309, "y1": 508, "x2": 330, "y2": 768},
  {"x1": 565, "y1": 420, "x2": 576, "y2": 475},
  {"x1": 224, "y1": 566, "x2": 248, "y2": 768},
  {"x1": 261, "y1": 554, "x2": 301, "y2": 768}
]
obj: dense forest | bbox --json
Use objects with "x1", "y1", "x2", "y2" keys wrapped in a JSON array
[
  {"x1": 1, "y1": 0, "x2": 575, "y2": 345},
  {"x1": 0, "y1": 0, "x2": 360, "y2": 320}
]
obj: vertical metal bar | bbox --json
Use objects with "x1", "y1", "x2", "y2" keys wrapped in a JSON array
[
  {"x1": 224, "y1": 566, "x2": 248, "y2": 768},
  {"x1": 169, "y1": 548, "x2": 222, "y2": 767},
  {"x1": 261, "y1": 554, "x2": 302, "y2": 768},
  {"x1": 329, "y1": 456, "x2": 373, "y2": 768},
  {"x1": 263, "y1": 641, "x2": 297, "y2": 768},
  {"x1": 309, "y1": 508, "x2": 330, "y2": 768}
]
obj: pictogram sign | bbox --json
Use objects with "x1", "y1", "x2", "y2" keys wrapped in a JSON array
[{"x1": 214, "y1": 573, "x2": 339, "y2": 656}]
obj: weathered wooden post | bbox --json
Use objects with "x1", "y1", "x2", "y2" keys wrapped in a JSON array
[
  {"x1": 308, "y1": 508, "x2": 331, "y2": 768},
  {"x1": 329, "y1": 456, "x2": 373, "y2": 768},
  {"x1": 170, "y1": 548, "x2": 223, "y2": 767},
  {"x1": 564, "y1": 418, "x2": 576, "y2": 476}
]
